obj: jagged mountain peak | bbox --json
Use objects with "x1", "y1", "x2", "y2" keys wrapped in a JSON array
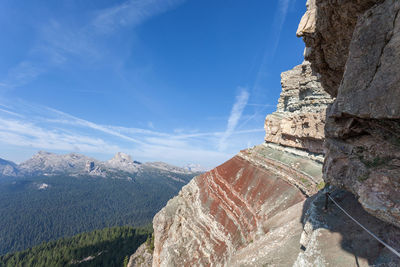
[
  {"x1": 19, "y1": 151, "x2": 97, "y2": 176},
  {"x1": 34, "y1": 151, "x2": 54, "y2": 158},
  {"x1": 183, "y1": 163, "x2": 208, "y2": 173},
  {"x1": 0, "y1": 158, "x2": 18, "y2": 177},
  {"x1": 109, "y1": 152, "x2": 134, "y2": 164},
  {"x1": 1, "y1": 150, "x2": 202, "y2": 178},
  {"x1": 106, "y1": 152, "x2": 139, "y2": 173}
]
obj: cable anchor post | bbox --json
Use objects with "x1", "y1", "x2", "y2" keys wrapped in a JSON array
[{"x1": 324, "y1": 192, "x2": 331, "y2": 211}]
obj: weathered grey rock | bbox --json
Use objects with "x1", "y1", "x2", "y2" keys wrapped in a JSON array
[
  {"x1": 107, "y1": 152, "x2": 140, "y2": 173},
  {"x1": 276, "y1": 61, "x2": 332, "y2": 114},
  {"x1": 294, "y1": 189, "x2": 400, "y2": 267},
  {"x1": 11, "y1": 151, "x2": 199, "y2": 179},
  {"x1": 297, "y1": 0, "x2": 380, "y2": 97},
  {"x1": 265, "y1": 61, "x2": 332, "y2": 154},
  {"x1": 19, "y1": 151, "x2": 99, "y2": 176},
  {"x1": 299, "y1": 0, "x2": 400, "y2": 227},
  {"x1": 0, "y1": 158, "x2": 18, "y2": 177},
  {"x1": 127, "y1": 242, "x2": 153, "y2": 267}
]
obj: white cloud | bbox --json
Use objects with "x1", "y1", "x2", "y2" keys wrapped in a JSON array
[
  {"x1": 93, "y1": 0, "x2": 185, "y2": 34},
  {"x1": 0, "y1": 61, "x2": 45, "y2": 89},
  {"x1": 271, "y1": 0, "x2": 294, "y2": 56},
  {"x1": 0, "y1": 101, "x2": 264, "y2": 168},
  {"x1": 0, "y1": 118, "x2": 120, "y2": 153},
  {"x1": 218, "y1": 89, "x2": 249, "y2": 151}
]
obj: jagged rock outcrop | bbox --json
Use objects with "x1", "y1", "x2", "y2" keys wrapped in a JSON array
[
  {"x1": 152, "y1": 144, "x2": 323, "y2": 266},
  {"x1": 8, "y1": 151, "x2": 200, "y2": 179},
  {"x1": 150, "y1": 143, "x2": 400, "y2": 266},
  {"x1": 127, "y1": 242, "x2": 153, "y2": 267},
  {"x1": 149, "y1": 51, "x2": 335, "y2": 267},
  {"x1": 296, "y1": 0, "x2": 380, "y2": 97},
  {"x1": 0, "y1": 158, "x2": 18, "y2": 177},
  {"x1": 107, "y1": 152, "x2": 140, "y2": 173},
  {"x1": 138, "y1": 1, "x2": 400, "y2": 265},
  {"x1": 298, "y1": 0, "x2": 400, "y2": 227},
  {"x1": 19, "y1": 151, "x2": 98, "y2": 176},
  {"x1": 264, "y1": 61, "x2": 332, "y2": 154},
  {"x1": 85, "y1": 161, "x2": 105, "y2": 176}
]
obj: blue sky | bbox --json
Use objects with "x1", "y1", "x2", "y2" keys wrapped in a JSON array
[{"x1": 0, "y1": 0, "x2": 306, "y2": 168}]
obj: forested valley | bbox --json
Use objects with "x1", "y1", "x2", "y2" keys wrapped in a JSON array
[
  {"x1": 0, "y1": 170, "x2": 193, "y2": 255},
  {"x1": 0, "y1": 225, "x2": 153, "y2": 267}
]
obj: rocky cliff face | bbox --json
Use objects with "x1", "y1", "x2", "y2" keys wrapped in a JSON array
[
  {"x1": 128, "y1": 242, "x2": 154, "y2": 267},
  {"x1": 148, "y1": 60, "x2": 331, "y2": 266},
  {"x1": 152, "y1": 145, "x2": 322, "y2": 266},
  {"x1": 298, "y1": 0, "x2": 400, "y2": 227},
  {"x1": 264, "y1": 61, "x2": 332, "y2": 155},
  {"x1": 131, "y1": 1, "x2": 400, "y2": 265}
]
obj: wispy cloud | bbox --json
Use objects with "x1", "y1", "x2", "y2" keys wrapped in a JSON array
[
  {"x1": 0, "y1": 118, "x2": 120, "y2": 153},
  {"x1": 218, "y1": 88, "x2": 249, "y2": 151},
  {"x1": 0, "y1": 100, "x2": 262, "y2": 168},
  {"x1": 0, "y1": 61, "x2": 45, "y2": 89},
  {"x1": 271, "y1": 0, "x2": 294, "y2": 55},
  {"x1": 93, "y1": 0, "x2": 185, "y2": 34},
  {"x1": 247, "y1": 0, "x2": 295, "y2": 122},
  {"x1": 44, "y1": 108, "x2": 147, "y2": 145},
  {"x1": 0, "y1": 0, "x2": 186, "y2": 90}
]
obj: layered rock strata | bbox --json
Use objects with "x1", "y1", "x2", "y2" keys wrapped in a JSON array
[
  {"x1": 152, "y1": 144, "x2": 323, "y2": 266},
  {"x1": 150, "y1": 145, "x2": 400, "y2": 266},
  {"x1": 149, "y1": 51, "x2": 333, "y2": 267},
  {"x1": 298, "y1": 0, "x2": 400, "y2": 227},
  {"x1": 132, "y1": 1, "x2": 400, "y2": 265},
  {"x1": 264, "y1": 61, "x2": 332, "y2": 154}
]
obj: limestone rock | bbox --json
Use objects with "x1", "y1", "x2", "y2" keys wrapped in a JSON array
[
  {"x1": 19, "y1": 151, "x2": 98, "y2": 176},
  {"x1": 127, "y1": 242, "x2": 153, "y2": 267},
  {"x1": 297, "y1": 0, "x2": 380, "y2": 96},
  {"x1": 294, "y1": 189, "x2": 400, "y2": 267},
  {"x1": 107, "y1": 152, "x2": 140, "y2": 173},
  {"x1": 299, "y1": 0, "x2": 400, "y2": 227},
  {"x1": 264, "y1": 61, "x2": 332, "y2": 154},
  {"x1": 152, "y1": 144, "x2": 323, "y2": 266},
  {"x1": 0, "y1": 158, "x2": 18, "y2": 177},
  {"x1": 150, "y1": 143, "x2": 400, "y2": 266},
  {"x1": 9, "y1": 151, "x2": 199, "y2": 179}
]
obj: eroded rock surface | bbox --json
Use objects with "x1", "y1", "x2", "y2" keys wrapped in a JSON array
[
  {"x1": 127, "y1": 242, "x2": 153, "y2": 267},
  {"x1": 152, "y1": 144, "x2": 323, "y2": 266},
  {"x1": 294, "y1": 189, "x2": 400, "y2": 267},
  {"x1": 297, "y1": 0, "x2": 380, "y2": 97},
  {"x1": 264, "y1": 61, "x2": 332, "y2": 154},
  {"x1": 299, "y1": 0, "x2": 400, "y2": 227},
  {"x1": 136, "y1": 1, "x2": 400, "y2": 265}
]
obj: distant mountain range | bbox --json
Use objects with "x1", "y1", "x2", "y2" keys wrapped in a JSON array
[
  {"x1": 0, "y1": 151, "x2": 205, "y2": 255},
  {"x1": 0, "y1": 151, "x2": 203, "y2": 178}
]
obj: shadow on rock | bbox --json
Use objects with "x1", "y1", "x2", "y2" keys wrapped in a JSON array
[{"x1": 299, "y1": 188, "x2": 400, "y2": 266}]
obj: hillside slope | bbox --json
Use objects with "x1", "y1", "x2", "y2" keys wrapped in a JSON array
[{"x1": 0, "y1": 152, "x2": 200, "y2": 255}]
